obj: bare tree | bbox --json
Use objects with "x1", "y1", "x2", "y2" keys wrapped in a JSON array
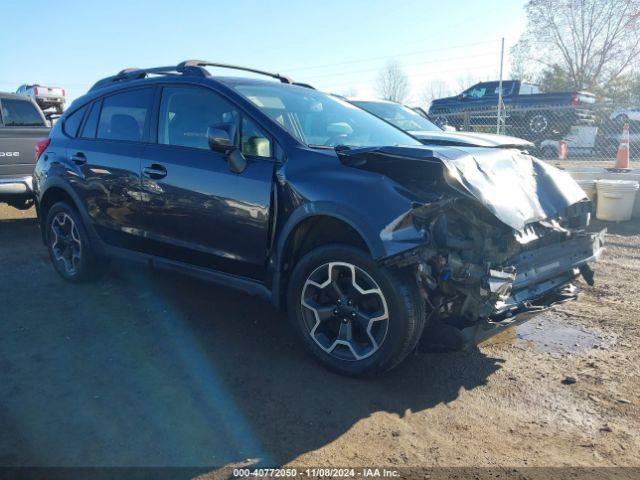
[
  {"x1": 419, "y1": 79, "x2": 450, "y2": 108},
  {"x1": 513, "y1": 0, "x2": 640, "y2": 93},
  {"x1": 339, "y1": 86, "x2": 358, "y2": 98},
  {"x1": 455, "y1": 74, "x2": 482, "y2": 93},
  {"x1": 376, "y1": 60, "x2": 410, "y2": 103}
]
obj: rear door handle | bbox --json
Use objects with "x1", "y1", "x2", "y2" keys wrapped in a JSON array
[
  {"x1": 143, "y1": 164, "x2": 167, "y2": 179},
  {"x1": 70, "y1": 152, "x2": 86, "y2": 165}
]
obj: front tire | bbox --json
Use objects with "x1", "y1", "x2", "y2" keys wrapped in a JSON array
[
  {"x1": 287, "y1": 245, "x2": 426, "y2": 376},
  {"x1": 45, "y1": 201, "x2": 106, "y2": 282}
]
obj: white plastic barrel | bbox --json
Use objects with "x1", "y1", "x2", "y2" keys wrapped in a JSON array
[
  {"x1": 595, "y1": 180, "x2": 640, "y2": 221},
  {"x1": 576, "y1": 179, "x2": 597, "y2": 202}
]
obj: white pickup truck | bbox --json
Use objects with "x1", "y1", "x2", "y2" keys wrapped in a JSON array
[{"x1": 16, "y1": 84, "x2": 66, "y2": 114}]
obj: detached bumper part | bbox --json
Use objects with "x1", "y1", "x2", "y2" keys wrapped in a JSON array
[{"x1": 464, "y1": 228, "x2": 606, "y2": 345}]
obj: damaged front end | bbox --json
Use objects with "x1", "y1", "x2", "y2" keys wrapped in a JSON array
[
  {"x1": 338, "y1": 146, "x2": 606, "y2": 346},
  {"x1": 383, "y1": 198, "x2": 605, "y2": 345}
]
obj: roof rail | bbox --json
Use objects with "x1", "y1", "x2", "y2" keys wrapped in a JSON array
[
  {"x1": 89, "y1": 65, "x2": 191, "y2": 92},
  {"x1": 177, "y1": 60, "x2": 293, "y2": 84},
  {"x1": 88, "y1": 60, "x2": 307, "y2": 93}
]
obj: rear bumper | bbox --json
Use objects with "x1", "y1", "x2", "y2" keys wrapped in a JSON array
[{"x1": 0, "y1": 176, "x2": 33, "y2": 197}]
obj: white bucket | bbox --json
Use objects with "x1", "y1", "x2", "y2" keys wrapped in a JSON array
[
  {"x1": 576, "y1": 179, "x2": 597, "y2": 202},
  {"x1": 595, "y1": 180, "x2": 640, "y2": 221},
  {"x1": 603, "y1": 172, "x2": 640, "y2": 219}
]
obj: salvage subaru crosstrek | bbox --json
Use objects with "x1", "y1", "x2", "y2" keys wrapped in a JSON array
[{"x1": 34, "y1": 61, "x2": 605, "y2": 376}]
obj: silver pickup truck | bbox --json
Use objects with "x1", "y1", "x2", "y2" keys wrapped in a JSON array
[
  {"x1": 0, "y1": 92, "x2": 50, "y2": 209},
  {"x1": 16, "y1": 84, "x2": 66, "y2": 114}
]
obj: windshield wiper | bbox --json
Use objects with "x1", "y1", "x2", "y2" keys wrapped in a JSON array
[
  {"x1": 308, "y1": 144, "x2": 352, "y2": 151},
  {"x1": 308, "y1": 144, "x2": 336, "y2": 150}
]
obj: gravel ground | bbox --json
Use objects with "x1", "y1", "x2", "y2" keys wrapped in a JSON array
[{"x1": 0, "y1": 203, "x2": 638, "y2": 472}]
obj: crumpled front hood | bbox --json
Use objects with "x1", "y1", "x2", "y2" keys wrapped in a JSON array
[
  {"x1": 337, "y1": 145, "x2": 587, "y2": 232},
  {"x1": 408, "y1": 130, "x2": 533, "y2": 149}
]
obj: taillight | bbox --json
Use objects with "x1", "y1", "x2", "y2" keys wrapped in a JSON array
[
  {"x1": 35, "y1": 138, "x2": 51, "y2": 160},
  {"x1": 34, "y1": 87, "x2": 39, "y2": 95},
  {"x1": 571, "y1": 94, "x2": 579, "y2": 106},
  {"x1": 62, "y1": 88, "x2": 66, "y2": 97}
]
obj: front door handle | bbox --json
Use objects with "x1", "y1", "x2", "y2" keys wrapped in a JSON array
[
  {"x1": 143, "y1": 164, "x2": 167, "y2": 179},
  {"x1": 70, "y1": 152, "x2": 86, "y2": 165}
]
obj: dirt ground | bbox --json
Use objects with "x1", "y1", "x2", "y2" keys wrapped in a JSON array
[{"x1": 1, "y1": 203, "x2": 639, "y2": 472}]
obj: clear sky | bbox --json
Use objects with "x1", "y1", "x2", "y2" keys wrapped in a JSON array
[{"x1": 0, "y1": 0, "x2": 527, "y2": 105}]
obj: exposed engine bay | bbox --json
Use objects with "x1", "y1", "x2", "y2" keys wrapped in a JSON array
[
  {"x1": 382, "y1": 197, "x2": 604, "y2": 344},
  {"x1": 337, "y1": 145, "x2": 606, "y2": 345}
]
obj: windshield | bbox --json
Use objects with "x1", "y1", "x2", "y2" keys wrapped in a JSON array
[
  {"x1": 234, "y1": 84, "x2": 421, "y2": 148},
  {"x1": 352, "y1": 101, "x2": 442, "y2": 132}
]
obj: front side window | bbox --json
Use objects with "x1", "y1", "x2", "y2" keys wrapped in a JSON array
[
  {"x1": 463, "y1": 83, "x2": 498, "y2": 99},
  {"x1": 235, "y1": 84, "x2": 420, "y2": 149},
  {"x1": 97, "y1": 88, "x2": 154, "y2": 142},
  {"x1": 159, "y1": 86, "x2": 239, "y2": 150},
  {"x1": 0, "y1": 98, "x2": 45, "y2": 127},
  {"x1": 158, "y1": 86, "x2": 272, "y2": 157},
  {"x1": 241, "y1": 117, "x2": 271, "y2": 157}
]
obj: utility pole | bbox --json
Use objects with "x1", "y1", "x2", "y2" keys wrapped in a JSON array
[{"x1": 496, "y1": 37, "x2": 505, "y2": 134}]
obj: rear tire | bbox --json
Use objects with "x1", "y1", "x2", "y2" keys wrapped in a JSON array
[
  {"x1": 287, "y1": 244, "x2": 426, "y2": 377},
  {"x1": 45, "y1": 201, "x2": 107, "y2": 282}
]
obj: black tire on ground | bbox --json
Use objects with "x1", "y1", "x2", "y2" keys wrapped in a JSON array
[
  {"x1": 287, "y1": 244, "x2": 426, "y2": 377},
  {"x1": 45, "y1": 201, "x2": 107, "y2": 282}
]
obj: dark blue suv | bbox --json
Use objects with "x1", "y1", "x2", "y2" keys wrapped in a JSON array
[{"x1": 34, "y1": 61, "x2": 604, "y2": 376}]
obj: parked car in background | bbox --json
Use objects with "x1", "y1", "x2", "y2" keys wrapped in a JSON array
[
  {"x1": 0, "y1": 92, "x2": 50, "y2": 209},
  {"x1": 350, "y1": 98, "x2": 532, "y2": 150},
  {"x1": 16, "y1": 84, "x2": 66, "y2": 114},
  {"x1": 428, "y1": 80, "x2": 596, "y2": 142},
  {"x1": 538, "y1": 126, "x2": 599, "y2": 159},
  {"x1": 609, "y1": 107, "x2": 640, "y2": 124},
  {"x1": 34, "y1": 61, "x2": 603, "y2": 376}
]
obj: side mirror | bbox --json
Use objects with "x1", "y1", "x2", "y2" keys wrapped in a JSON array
[
  {"x1": 207, "y1": 123, "x2": 247, "y2": 173},
  {"x1": 227, "y1": 148, "x2": 247, "y2": 174},
  {"x1": 207, "y1": 124, "x2": 237, "y2": 152}
]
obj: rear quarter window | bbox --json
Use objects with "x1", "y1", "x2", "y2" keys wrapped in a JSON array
[
  {"x1": 80, "y1": 101, "x2": 101, "y2": 139},
  {"x1": 0, "y1": 98, "x2": 45, "y2": 127},
  {"x1": 63, "y1": 104, "x2": 88, "y2": 137}
]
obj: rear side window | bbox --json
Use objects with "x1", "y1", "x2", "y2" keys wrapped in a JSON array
[
  {"x1": 0, "y1": 98, "x2": 45, "y2": 127},
  {"x1": 80, "y1": 100, "x2": 101, "y2": 139},
  {"x1": 97, "y1": 88, "x2": 154, "y2": 142},
  {"x1": 63, "y1": 104, "x2": 88, "y2": 137}
]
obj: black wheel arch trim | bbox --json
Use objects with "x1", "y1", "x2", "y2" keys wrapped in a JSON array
[
  {"x1": 268, "y1": 201, "x2": 386, "y2": 309},
  {"x1": 37, "y1": 178, "x2": 104, "y2": 252}
]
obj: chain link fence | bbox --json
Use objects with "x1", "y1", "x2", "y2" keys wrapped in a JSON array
[{"x1": 430, "y1": 99, "x2": 638, "y2": 166}]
